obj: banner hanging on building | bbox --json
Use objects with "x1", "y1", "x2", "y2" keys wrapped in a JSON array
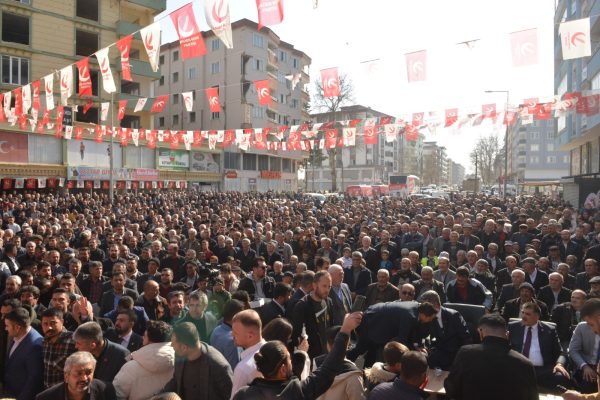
[
  {"x1": 204, "y1": 0, "x2": 233, "y2": 49},
  {"x1": 170, "y1": 3, "x2": 207, "y2": 60}
]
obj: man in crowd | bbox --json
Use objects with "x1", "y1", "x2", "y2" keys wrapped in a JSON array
[{"x1": 41, "y1": 308, "x2": 77, "y2": 389}]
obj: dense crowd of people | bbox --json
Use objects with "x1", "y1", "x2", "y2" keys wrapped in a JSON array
[{"x1": 0, "y1": 189, "x2": 598, "y2": 399}]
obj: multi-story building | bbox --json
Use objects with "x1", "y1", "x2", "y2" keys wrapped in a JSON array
[
  {"x1": 0, "y1": 1, "x2": 205, "y2": 191},
  {"x1": 156, "y1": 18, "x2": 311, "y2": 192},
  {"x1": 508, "y1": 119, "x2": 569, "y2": 193},
  {"x1": 422, "y1": 141, "x2": 448, "y2": 186},
  {"x1": 554, "y1": 0, "x2": 599, "y2": 205},
  {"x1": 308, "y1": 105, "x2": 424, "y2": 192},
  {"x1": 448, "y1": 161, "x2": 465, "y2": 188}
]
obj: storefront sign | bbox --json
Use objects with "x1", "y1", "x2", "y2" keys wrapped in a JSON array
[
  {"x1": 158, "y1": 149, "x2": 189, "y2": 170},
  {"x1": 191, "y1": 152, "x2": 219, "y2": 172},
  {"x1": 225, "y1": 170, "x2": 238, "y2": 179},
  {"x1": 260, "y1": 170, "x2": 282, "y2": 179},
  {"x1": 67, "y1": 167, "x2": 158, "y2": 181}
]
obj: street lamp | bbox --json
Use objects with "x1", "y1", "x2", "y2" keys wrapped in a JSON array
[{"x1": 485, "y1": 90, "x2": 509, "y2": 199}]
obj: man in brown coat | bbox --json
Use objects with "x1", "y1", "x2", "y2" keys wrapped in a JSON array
[{"x1": 365, "y1": 269, "x2": 399, "y2": 308}]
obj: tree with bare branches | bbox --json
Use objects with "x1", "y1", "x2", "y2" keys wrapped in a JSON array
[
  {"x1": 312, "y1": 74, "x2": 355, "y2": 192},
  {"x1": 470, "y1": 134, "x2": 504, "y2": 186}
]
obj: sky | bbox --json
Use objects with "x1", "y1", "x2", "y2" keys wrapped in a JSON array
[{"x1": 156, "y1": 0, "x2": 556, "y2": 172}]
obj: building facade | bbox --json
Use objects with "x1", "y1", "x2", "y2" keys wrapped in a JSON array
[
  {"x1": 155, "y1": 18, "x2": 311, "y2": 192},
  {"x1": 508, "y1": 119, "x2": 569, "y2": 193},
  {"x1": 448, "y1": 161, "x2": 465, "y2": 188},
  {"x1": 0, "y1": 1, "x2": 223, "y2": 191},
  {"x1": 308, "y1": 105, "x2": 424, "y2": 192},
  {"x1": 422, "y1": 141, "x2": 449, "y2": 186},
  {"x1": 554, "y1": 0, "x2": 599, "y2": 205}
]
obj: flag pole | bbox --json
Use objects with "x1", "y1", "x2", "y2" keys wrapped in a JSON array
[{"x1": 109, "y1": 92, "x2": 114, "y2": 204}]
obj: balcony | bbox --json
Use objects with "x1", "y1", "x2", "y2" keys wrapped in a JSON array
[
  {"x1": 116, "y1": 20, "x2": 142, "y2": 38},
  {"x1": 124, "y1": 0, "x2": 166, "y2": 12},
  {"x1": 267, "y1": 49, "x2": 278, "y2": 67},
  {"x1": 127, "y1": 59, "x2": 161, "y2": 79}
]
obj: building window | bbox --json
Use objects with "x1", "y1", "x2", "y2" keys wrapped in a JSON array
[
  {"x1": 1, "y1": 55, "x2": 29, "y2": 85},
  {"x1": 173, "y1": 50, "x2": 179, "y2": 61},
  {"x1": 243, "y1": 153, "x2": 256, "y2": 170},
  {"x1": 253, "y1": 33, "x2": 264, "y2": 48},
  {"x1": 211, "y1": 39, "x2": 220, "y2": 51},
  {"x1": 546, "y1": 143, "x2": 554, "y2": 151},
  {"x1": 224, "y1": 151, "x2": 240, "y2": 169},
  {"x1": 159, "y1": 76, "x2": 164, "y2": 86},
  {"x1": 76, "y1": 0, "x2": 99, "y2": 21},
  {"x1": 121, "y1": 81, "x2": 139, "y2": 96},
  {"x1": 258, "y1": 155, "x2": 269, "y2": 170},
  {"x1": 530, "y1": 132, "x2": 540, "y2": 139},
  {"x1": 211, "y1": 111, "x2": 220, "y2": 119},
  {"x1": 76, "y1": 30, "x2": 98, "y2": 56},
  {"x1": 189, "y1": 112, "x2": 196, "y2": 123},
  {"x1": 2, "y1": 13, "x2": 30, "y2": 45},
  {"x1": 159, "y1": 55, "x2": 165, "y2": 65},
  {"x1": 121, "y1": 115, "x2": 140, "y2": 129},
  {"x1": 292, "y1": 58, "x2": 298, "y2": 69},
  {"x1": 172, "y1": 72, "x2": 179, "y2": 83},
  {"x1": 158, "y1": 117, "x2": 165, "y2": 127},
  {"x1": 530, "y1": 156, "x2": 539, "y2": 163},
  {"x1": 282, "y1": 158, "x2": 292, "y2": 172},
  {"x1": 76, "y1": 106, "x2": 98, "y2": 124},
  {"x1": 188, "y1": 67, "x2": 197, "y2": 79},
  {"x1": 530, "y1": 144, "x2": 540, "y2": 151},
  {"x1": 547, "y1": 156, "x2": 556, "y2": 163},
  {"x1": 252, "y1": 106, "x2": 264, "y2": 119},
  {"x1": 172, "y1": 94, "x2": 178, "y2": 104},
  {"x1": 253, "y1": 58, "x2": 264, "y2": 72},
  {"x1": 270, "y1": 157, "x2": 281, "y2": 171},
  {"x1": 279, "y1": 51, "x2": 288, "y2": 63},
  {"x1": 291, "y1": 99, "x2": 298, "y2": 109},
  {"x1": 172, "y1": 115, "x2": 179, "y2": 125},
  {"x1": 211, "y1": 62, "x2": 220, "y2": 74}
]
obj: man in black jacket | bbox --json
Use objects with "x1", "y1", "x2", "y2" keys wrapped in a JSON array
[
  {"x1": 237, "y1": 259, "x2": 276, "y2": 301},
  {"x1": 444, "y1": 314, "x2": 538, "y2": 400},
  {"x1": 73, "y1": 322, "x2": 130, "y2": 383},
  {"x1": 99, "y1": 272, "x2": 138, "y2": 316},
  {"x1": 343, "y1": 252, "x2": 372, "y2": 297},
  {"x1": 259, "y1": 282, "x2": 292, "y2": 327},
  {"x1": 537, "y1": 272, "x2": 572, "y2": 313},
  {"x1": 35, "y1": 351, "x2": 116, "y2": 400},
  {"x1": 551, "y1": 289, "x2": 587, "y2": 347},
  {"x1": 507, "y1": 302, "x2": 570, "y2": 393},
  {"x1": 291, "y1": 271, "x2": 334, "y2": 359}
]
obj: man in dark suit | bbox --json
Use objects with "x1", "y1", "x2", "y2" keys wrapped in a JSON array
[
  {"x1": 365, "y1": 269, "x2": 399, "y2": 308},
  {"x1": 99, "y1": 272, "x2": 138, "y2": 319},
  {"x1": 443, "y1": 232, "x2": 467, "y2": 265},
  {"x1": 237, "y1": 260, "x2": 276, "y2": 301},
  {"x1": 412, "y1": 266, "x2": 446, "y2": 304},
  {"x1": 3, "y1": 307, "x2": 44, "y2": 400},
  {"x1": 73, "y1": 321, "x2": 130, "y2": 382},
  {"x1": 35, "y1": 351, "x2": 116, "y2": 400},
  {"x1": 507, "y1": 302, "x2": 570, "y2": 393},
  {"x1": 522, "y1": 257, "x2": 549, "y2": 292},
  {"x1": 421, "y1": 290, "x2": 471, "y2": 370},
  {"x1": 459, "y1": 224, "x2": 480, "y2": 251},
  {"x1": 259, "y1": 282, "x2": 292, "y2": 327},
  {"x1": 104, "y1": 309, "x2": 143, "y2": 352},
  {"x1": 537, "y1": 272, "x2": 572, "y2": 313},
  {"x1": 502, "y1": 283, "x2": 549, "y2": 321},
  {"x1": 78, "y1": 261, "x2": 109, "y2": 305},
  {"x1": 551, "y1": 289, "x2": 587, "y2": 347},
  {"x1": 559, "y1": 229, "x2": 583, "y2": 263},
  {"x1": 235, "y1": 238, "x2": 257, "y2": 272},
  {"x1": 328, "y1": 265, "x2": 352, "y2": 326},
  {"x1": 444, "y1": 314, "x2": 538, "y2": 400},
  {"x1": 374, "y1": 231, "x2": 399, "y2": 265},
  {"x1": 1, "y1": 242, "x2": 19, "y2": 275},
  {"x1": 358, "y1": 236, "x2": 379, "y2": 276},
  {"x1": 285, "y1": 271, "x2": 313, "y2": 321},
  {"x1": 576, "y1": 259, "x2": 599, "y2": 292},
  {"x1": 344, "y1": 252, "x2": 373, "y2": 298},
  {"x1": 495, "y1": 268, "x2": 525, "y2": 312}
]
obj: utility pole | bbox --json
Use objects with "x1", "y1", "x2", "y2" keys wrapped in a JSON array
[{"x1": 109, "y1": 92, "x2": 114, "y2": 204}]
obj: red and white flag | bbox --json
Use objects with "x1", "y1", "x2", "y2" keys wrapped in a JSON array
[
  {"x1": 14, "y1": 88, "x2": 22, "y2": 117},
  {"x1": 320, "y1": 68, "x2": 340, "y2": 97},
  {"x1": 482, "y1": 104, "x2": 496, "y2": 120},
  {"x1": 100, "y1": 102, "x2": 109, "y2": 121},
  {"x1": 150, "y1": 95, "x2": 168, "y2": 113},
  {"x1": 43, "y1": 74, "x2": 54, "y2": 111},
  {"x1": 182, "y1": 92, "x2": 194, "y2": 112},
  {"x1": 363, "y1": 118, "x2": 378, "y2": 145},
  {"x1": 510, "y1": 28, "x2": 538, "y2": 67},
  {"x1": 134, "y1": 98, "x2": 147, "y2": 113},
  {"x1": 60, "y1": 66, "x2": 73, "y2": 105},
  {"x1": 116, "y1": 35, "x2": 133, "y2": 81},
  {"x1": 256, "y1": 0, "x2": 284, "y2": 29},
  {"x1": 205, "y1": 87, "x2": 221, "y2": 112},
  {"x1": 584, "y1": 94, "x2": 600, "y2": 116},
  {"x1": 76, "y1": 58, "x2": 93, "y2": 98},
  {"x1": 170, "y1": 3, "x2": 206, "y2": 60},
  {"x1": 140, "y1": 22, "x2": 161, "y2": 72},
  {"x1": 95, "y1": 48, "x2": 116, "y2": 93},
  {"x1": 384, "y1": 124, "x2": 399, "y2": 142},
  {"x1": 342, "y1": 127, "x2": 356, "y2": 147},
  {"x1": 118, "y1": 100, "x2": 127, "y2": 120},
  {"x1": 503, "y1": 111, "x2": 517, "y2": 126},
  {"x1": 324, "y1": 129, "x2": 338, "y2": 149},
  {"x1": 405, "y1": 50, "x2": 427, "y2": 82},
  {"x1": 32, "y1": 80, "x2": 40, "y2": 115},
  {"x1": 412, "y1": 112, "x2": 424, "y2": 127},
  {"x1": 254, "y1": 130, "x2": 267, "y2": 149},
  {"x1": 445, "y1": 109, "x2": 458, "y2": 127},
  {"x1": 524, "y1": 98, "x2": 539, "y2": 114},
  {"x1": 21, "y1": 84, "x2": 31, "y2": 114},
  {"x1": 204, "y1": 0, "x2": 233, "y2": 49},
  {"x1": 404, "y1": 123, "x2": 419, "y2": 141},
  {"x1": 255, "y1": 80, "x2": 271, "y2": 105},
  {"x1": 559, "y1": 17, "x2": 591, "y2": 60}
]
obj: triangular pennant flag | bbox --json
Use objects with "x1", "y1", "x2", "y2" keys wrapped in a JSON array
[
  {"x1": 342, "y1": 127, "x2": 356, "y2": 146},
  {"x1": 22, "y1": 84, "x2": 31, "y2": 114},
  {"x1": 182, "y1": 92, "x2": 194, "y2": 112},
  {"x1": 101, "y1": 102, "x2": 109, "y2": 121},
  {"x1": 43, "y1": 74, "x2": 54, "y2": 111},
  {"x1": 140, "y1": 22, "x2": 161, "y2": 72},
  {"x1": 151, "y1": 95, "x2": 168, "y2": 113},
  {"x1": 60, "y1": 66, "x2": 73, "y2": 105},
  {"x1": 95, "y1": 47, "x2": 116, "y2": 93},
  {"x1": 134, "y1": 98, "x2": 147, "y2": 112},
  {"x1": 118, "y1": 100, "x2": 127, "y2": 120},
  {"x1": 116, "y1": 35, "x2": 133, "y2": 81}
]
